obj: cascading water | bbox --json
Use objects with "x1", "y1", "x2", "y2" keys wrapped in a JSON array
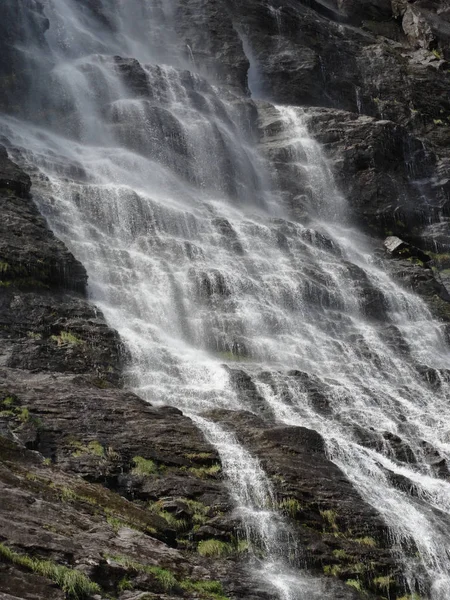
[{"x1": 2, "y1": 1, "x2": 450, "y2": 599}]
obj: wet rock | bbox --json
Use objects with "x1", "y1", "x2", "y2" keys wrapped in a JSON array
[
  {"x1": 402, "y1": 1, "x2": 450, "y2": 54},
  {"x1": 383, "y1": 236, "x2": 432, "y2": 263},
  {"x1": 381, "y1": 244, "x2": 450, "y2": 322},
  {"x1": 0, "y1": 146, "x2": 31, "y2": 197},
  {"x1": 0, "y1": 149, "x2": 87, "y2": 293},
  {"x1": 175, "y1": 0, "x2": 249, "y2": 92},
  {"x1": 225, "y1": 368, "x2": 273, "y2": 420},
  {"x1": 206, "y1": 409, "x2": 405, "y2": 596}
]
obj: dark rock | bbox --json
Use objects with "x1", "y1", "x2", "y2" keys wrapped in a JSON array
[
  {"x1": 383, "y1": 236, "x2": 432, "y2": 263},
  {"x1": 0, "y1": 150, "x2": 87, "y2": 293},
  {"x1": 381, "y1": 247, "x2": 450, "y2": 322},
  {"x1": 0, "y1": 146, "x2": 31, "y2": 197},
  {"x1": 175, "y1": 0, "x2": 249, "y2": 93}
]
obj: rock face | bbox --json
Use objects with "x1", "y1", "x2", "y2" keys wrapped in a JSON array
[{"x1": 231, "y1": 0, "x2": 450, "y2": 255}]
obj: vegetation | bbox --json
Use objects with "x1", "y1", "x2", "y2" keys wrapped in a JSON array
[
  {"x1": 148, "y1": 502, "x2": 188, "y2": 532},
  {"x1": 27, "y1": 331, "x2": 42, "y2": 340},
  {"x1": 320, "y1": 509, "x2": 339, "y2": 533},
  {"x1": 71, "y1": 440, "x2": 105, "y2": 458},
  {"x1": 1, "y1": 395, "x2": 15, "y2": 408},
  {"x1": 131, "y1": 456, "x2": 158, "y2": 476},
  {"x1": 117, "y1": 576, "x2": 133, "y2": 591},
  {"x1": 373, "y1": 575, "x2": 394, "y2": 590},
  {"x1": 0, "y1": 395, "x2": 40, "y2": 428},
  {"x1": 51, "y1": 331, "x2": 84, "y2": 346},
  {"x1": 355, "y1": 536, "x2": 377, "y2": 547},
  {"x1": 346, "y1": 579, "x2": 362, "y2": 591},
  {"x1": 185, "y1": 452, "x2": 214, "y2": 460},
  {"x1": 324, "y1": 564, "x2": 344, "y2": 577},
  {"x1": 108, "y1": 555, "x2": 177, "y2": 591},
  {"x1": 278, "y1": 497, "x2": 302, "y2": 518},
  {"x1": 332, "y1": 549, "x2": 348, "y2": 560},
  {"x1": 185, "y1": 498, "x2": 210, "y2": 524},
  {"x1": 189, "y1": 463, "x2": 221, "y2": 478},
  {"x1": 197, "y1": 539, "x2": 234, "y2": 558},
  {"x1": 181, "y1": 579, "x2": 229, "y2": 600},
  {"x1": 0, "y1": 543, "x2": 101, "y2": 599},
  {"x1": 108, "y1": 555, "x2": 230, "y2": 598}
]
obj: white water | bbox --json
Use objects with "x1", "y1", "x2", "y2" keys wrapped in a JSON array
[{"x1": 2, "y1": 1, "x2": 450, "y2": 599}]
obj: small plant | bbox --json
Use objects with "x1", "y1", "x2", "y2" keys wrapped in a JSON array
[
  {"x1": 278, "y1": 497, "x2": 302, "y2": 518},
  {"x1": 185, "y1": 452, "x2": 214, "y2": 460},
  {"x1": 118, "y1": 576, "x2": 133, "y2": 591},
  {"x1": 320, "y1": 509, "x2": 338, "y2": 531},
  {"x1": 151, "y1": 566, "x2": 177, "y2": 591},
  {"x1": 60, "y1": 487, "x2": 78, "y2": 502},
  {"x1": 107, "y1": 516, "x2": 128, "y2": 532},
  {"x1": 17, "y1": 407, "x2": 30, "y2": 422},
  {"x1": 2, "y1": 396, "x2": 16, "y2": 407},
  {"x1": 432, "y1": 48, "x2": 442, "y2": 59},
  {"x1": 106, "y1": 513, "x2": 155, "y2": 535},
  {"x1": 197, "y1": 539, "x2": 234, "y2": 558},
  {"x1": 189, "y1": 463, "x2": 221, "y2": 479},
  {"x1": 185, "y1": 498, "x2": 210, "y2": 524},
  {"x1": 346, "y1": 579, "x2": 362, "y2": 591},
  {"x1": 51, "y1": 331, "x2": 84, "y2": 346},
  {"x1": 355, "y1": 536, "x2": 377, "y2": 547},
  {"x1": 131, "y1": 456, "x2": 158, "y2": 476},
  {"x1": 107, "y1": 555, "x2": 176, "y2": 592},
  {"x1": 324, "y1": 564, "x2": 344, "y2": 577},
  {"x1": 27, "y1": 331, "x2": 42, "y2": 340},
  {"x1": 71, "y1": 440, "x2": 105, "y2": 458},
  {"x1": 373, "y1": 575, "x2": 394, "y2": 590},
  {"x1": 237, "y1": 539, "x2": 250, "y2": 553},
  {"x1": 148, "y1": 503, "x2": 188, "y2": 532},
  {"x1": 181, "y1": 579, "x2": 228, "y2": 600},
  {"x1": 0, "y1": 410, "x2": 15, "y2": 418},
  {"x1": 332, "y1": 549, "x2": 348, "y2": 560}
]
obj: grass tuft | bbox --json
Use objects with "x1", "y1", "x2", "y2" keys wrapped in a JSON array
[
  {"x1": 278, "y1": 497, "x2": 302, "y2": 518},
  {"x1": 346, "y1": 579, "x2": 362, "y2": 591},
  {"x1": 197, "y1": 539, "x2": 234, "y2": 558},
  {"x1": 181, "y1": 579, "x2": 228, "y2": 600},
  {"x1": 131, "y1": 456, "x2": 158, "y2": 476},
  {"x1": 373, "y1": 575, "x2": 394, "y2": 590},
  {"x1": 320, "y1": 509, "x2": 339, "y2": 532},
  {"x1": 355, "y1": 536, "x2": 377, "y2": 547},
  {"x1": 51, "y1": 331, "x2": 84, "y2": 346},
  {"x1": 0, "y1": 543, "x2": 100, "y2": 599},
  {"x1": 108, "y1": 555, "x2": 176, "y2": 591},
  {"x1": 148, "y1": 503, "x2": 189, "y2": 532},
  {"x1": 189, "y1": 463, "x2": 221, "y2": 479}
]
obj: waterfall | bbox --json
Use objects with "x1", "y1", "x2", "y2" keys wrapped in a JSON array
[
  {"x1": 2, "y1": 1, "x2": 450, "y2": 599},
  {"x1": 192, "y1": 416, "x2": 323, "y2": 600}
]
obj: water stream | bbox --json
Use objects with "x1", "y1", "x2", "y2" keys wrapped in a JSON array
[{"x1": 2, "y1": 1, "x2": 450, "y2": 598}]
